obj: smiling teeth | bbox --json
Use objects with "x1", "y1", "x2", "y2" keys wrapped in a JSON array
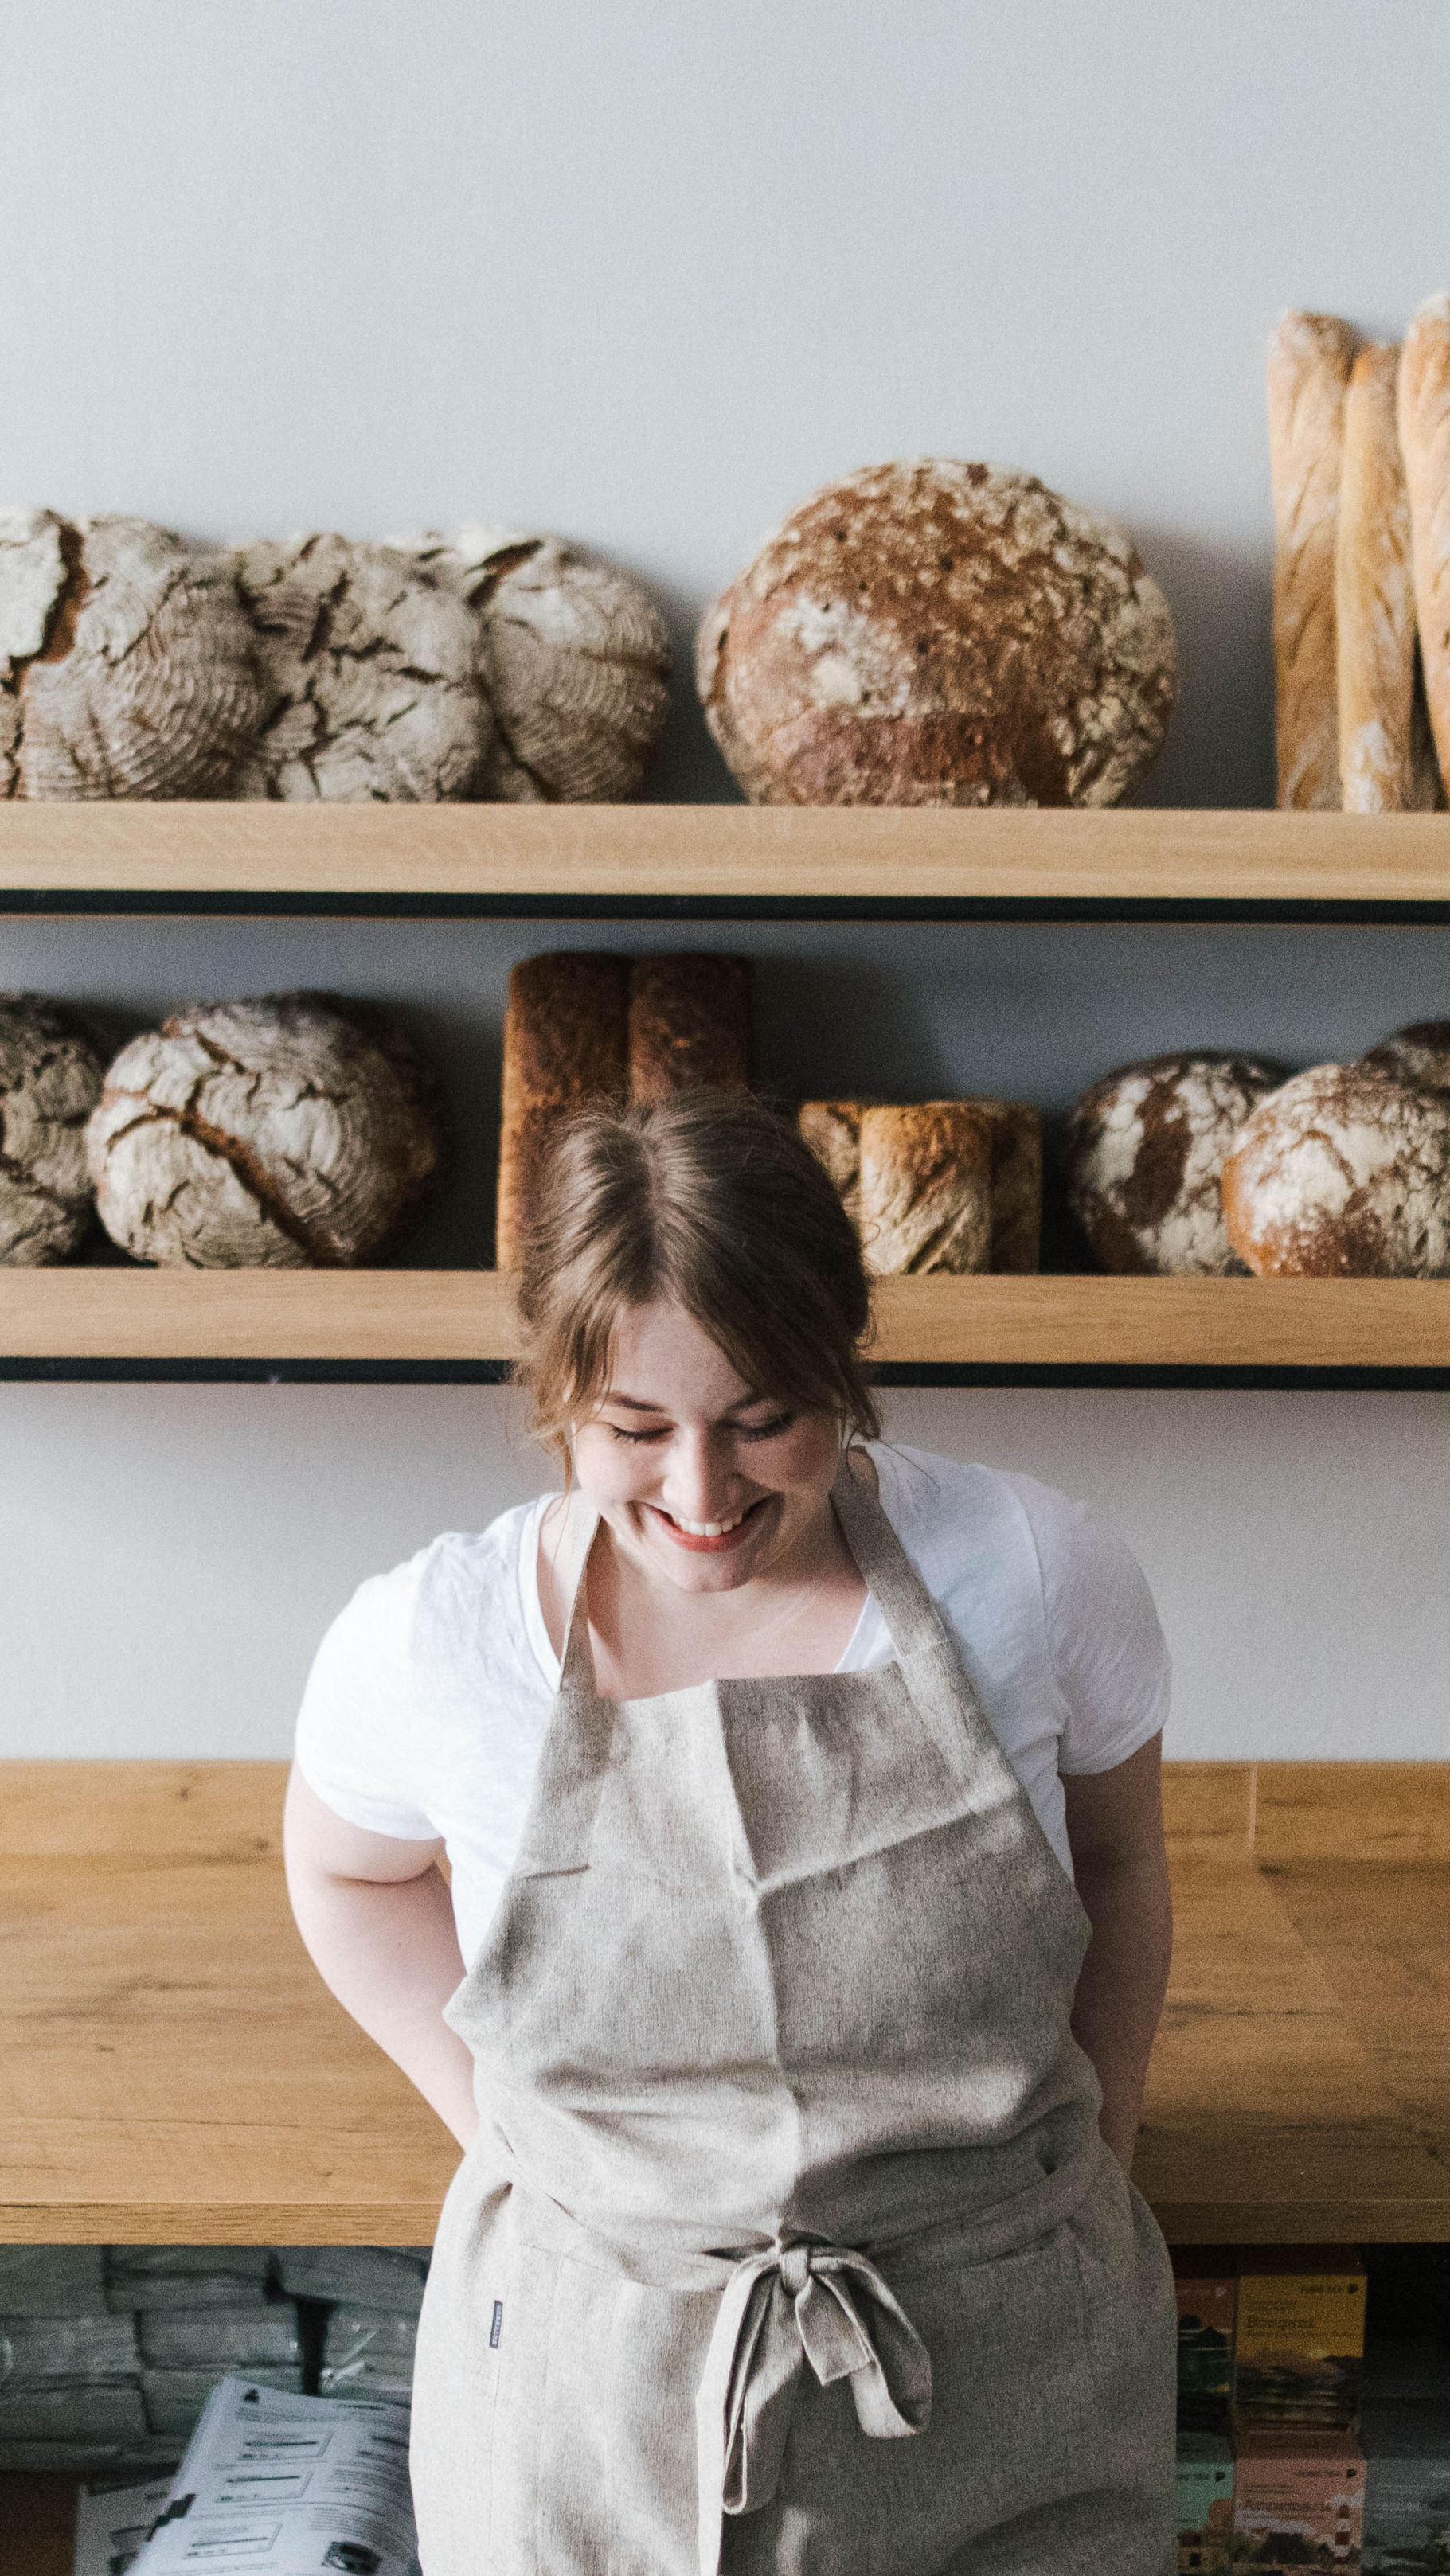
[{"x1": 670, "y1": 1509, "x2": 748, "y2": 1536}]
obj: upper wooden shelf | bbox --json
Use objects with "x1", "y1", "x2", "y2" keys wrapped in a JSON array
[
  {"x1": 2, "y1": 1758, "x2": 1446, "y2": 2246},
  {"x1": 3, "y1": 804, "x2": 1450, "y2": 921},
  {"x1": 3, "y1": 1270, "x2": 1449, "y2": 1384}
]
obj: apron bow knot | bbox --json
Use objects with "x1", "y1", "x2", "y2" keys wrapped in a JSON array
[{"x1": 694, "y1": 2236, "x2": 932, "y2": 2576}]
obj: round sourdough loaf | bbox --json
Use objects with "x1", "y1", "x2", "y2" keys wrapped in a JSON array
[
  {"x1": 0, "y1": 994, "x2": 106, "y2": 1263},
  {"x1": 87, "y1": 993, "x2": 448, "y2": 1267},
  {"x1": 696, "y1": 459, "x2": 1176, "y2": 806},
  {"x1": 0, "y1": 511, "x2": 264, "y2": 798},
  {"x1": 1067, "y1": 1052, "x2": 1287, "y2": 1275},
  {"x1": 1361, "y1": 1020, "x2": 1450, "y2": 1091},
  {"x1": 1222, "y1": 1061, "x2": 1450, "y2": 1276}
]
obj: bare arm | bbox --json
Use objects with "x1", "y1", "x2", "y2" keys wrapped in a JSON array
[
  {"x1": 1061, "y1": 1734, "x2": 1172, "y2": 2171},
  {"x1": 283, "y1": 1766, "x2": 479, "y2": 2151}
]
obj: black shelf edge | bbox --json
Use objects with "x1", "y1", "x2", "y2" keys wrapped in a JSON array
[
  {"x1": 4, "y1": 1358, "x2": 1450, "y2": 1388},
  {"x1": 6, "y1": 889, "x2": 1450, "y2": 926}
]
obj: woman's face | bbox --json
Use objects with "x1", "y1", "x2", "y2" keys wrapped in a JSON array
[{"x1": 569, "y1": 1298, "x2": 842, "y2": 1594}]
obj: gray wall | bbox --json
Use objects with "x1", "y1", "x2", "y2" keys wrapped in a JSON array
[{"x1": 2, "y1": 2, "x2": 1448, "y2": 1763}]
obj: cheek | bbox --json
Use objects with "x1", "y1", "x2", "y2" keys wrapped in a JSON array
[
  {"x1": 571, "y1": 1430, "x2": 654, "y2": 1498},
  {"x1": 767, "y1": 1419, "x2": 842, "y2": 1494}
]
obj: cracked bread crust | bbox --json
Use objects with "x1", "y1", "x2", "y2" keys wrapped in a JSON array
[
  {"x1": 228, "y1": 533, "x2": 490, "y2": 802},
  {"x1": 0, "y1": 510, "x2": 264, "y2": 799},
  {"x1": 397, "y1": 527, "x2": 671, "y2": 802},
  {"x1": 858, "y1": 1102, "x2": 993, "y2": 1275},
  {"x1": 695, "y1": 459, "x2": 1176, "y2": 808},
  {"x1": 0, "y1": 994, "x2": 105, "y2": 1263},
  {"x1": 1222, "y1": 1061, "x2": 1450, "y2": 1277},
  {"x1": 86, "y1": 992, "x2": 448, "y2": 1268},
  {"x1": 1068, "y1": 1052, "x2": 1288, "y2": 1276}
]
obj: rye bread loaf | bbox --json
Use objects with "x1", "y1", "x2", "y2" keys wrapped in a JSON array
[
  {"x1": 1361, "y1": 1020, "x2": 1450, "y2": 1091},
  {"x1": 496, "y1": 953, "x2": 630, "y2": 1270},
  {"x1": 1222, "y1": 1061, "x2": 1450, "y2": 1277},
  {"x1": 697, "y1": 460, "x2": 1177, "y2": 808},
  {"x1": 0, "y1": 994, "x2": 106, "y2": 1263},
  {"x1": 0, "y1": 512, "x2": 264, "y2": 799},
  {"x1": 1067, "y1": 1052, "x2": 1288, "y2": 1275},
  {"x1": 801, "y1": 1095, "x2": 1039, "y2": 1271},
  {"x1": 1398, "y1": 294, "x2": 1450, "y2": 799},
  {"x1": 1336, "y1": 342, "x2": 1417, "y2": 810},
  {"x1": 626, "y1": 955, "x2": 755, "y2": 1105},
  {"x1": 1268, "y1": 313, "x2": 1359, "y2": 809},
  {"x1": 87, "y1": 993, "x2": 447, "y2": 1267},
  {"x1": 857, "y1": 1102, "x2": 993, "y2": 1276}
]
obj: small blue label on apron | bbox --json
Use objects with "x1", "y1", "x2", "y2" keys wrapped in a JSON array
[{"x1": 490, "y1": 2299, "x2": 503, "y2": 2348}]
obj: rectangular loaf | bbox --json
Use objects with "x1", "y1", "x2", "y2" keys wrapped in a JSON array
[
  {"x1": 801, "y1": 1096, "x2": 1039, "y2": 1272},
  {"x1": 858, "y1": 1102, "x2": 994, "y2": 1276},
  {"x1": 495, "y1": 951, "x2": 629, "y2": 1270},
  {"x1": 627, "y1": 954, "x2": 756, "y2": 1103}
]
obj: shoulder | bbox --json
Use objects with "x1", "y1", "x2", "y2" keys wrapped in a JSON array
[{"x1": 305, "y1": 1500, "x2": 545, "y2": 1704}]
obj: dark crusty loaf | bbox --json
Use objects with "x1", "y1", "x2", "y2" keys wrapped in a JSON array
[
  {"x1": 496, "y1": 953, "x2": 629, "y2": 1269},
  {"x1": 697, "y1": 460, "x2": 1176, "y2": 809},
  {"x1": 1222, "y1": 1062, "x2": 1450, "y2": 1276},
  {"x1": 626, "y1": 956, "x2": 755, "y2": 1104},
  {"x1": 858, "y1": 1103, "x2": 993, "y2": 1275},
  {"x1": 1360, "y1": 1020, "x2": 1450, "y2": 1091},
  {"x1": 1067, "y1": 1052, "x2": 1287, "y2": 1275}
]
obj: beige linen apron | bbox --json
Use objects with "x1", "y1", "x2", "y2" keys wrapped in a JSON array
[{"x1": 411, "y1": 1462, "x2": 1175, "y2": 2575}]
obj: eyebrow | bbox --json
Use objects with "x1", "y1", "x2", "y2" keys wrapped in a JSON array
[{"x1": 600, "y1": 1391, "x2": 775, "y2": 1415}]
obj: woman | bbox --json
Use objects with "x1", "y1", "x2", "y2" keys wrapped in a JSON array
[{"x1": 286, "y1": 1088, "x2": 1178, "y2": 2576}]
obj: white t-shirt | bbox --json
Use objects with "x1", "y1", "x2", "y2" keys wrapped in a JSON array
[{"x1": 295, "y1": 1443, "x2": 1171, "y2": 1968}]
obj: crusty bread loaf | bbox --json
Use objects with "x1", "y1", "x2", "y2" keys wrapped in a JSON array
[
  {"x1": 626, "y1": 956, "x2": 755, "y2": 1104},
  {"x1": 1398, "y1": 293, "x2": 1450, "y2": 800},
  {"x1": 496, "y1": 954, "x2": 629, "y2": 1269},
  {"x1": 858, "y1": 1103, "x2": 993, "y2": 1275},
  {"x1": 1361, "y1": 1020, "x2": 1450, "y2": 1091},
  {"x1": 1336, "y1": 343, "x2": 1417, "y2": 810},
  {"x1": 801, "y1": 1095, "x2": 1038, "y2": 1270},
  {"x1": 1268, "y1": 312, "x2": 1359, "y2": 809},
  {"x1": 798, "y1": 1100, "x2": 878, "y2": 1229},
  {"x1": 0, "y1": 994, "x2": 106, "y2": 1263},
  {"x1": 1067, "y1": 1052, "x2": 1287, "y2": 1275},
  {"x1": 1222, "y1": 1062, "x2": 1450, "y2": 1276},
  {"x1": 698, "y1": 460, "x2": 1176, "y2": 808}
]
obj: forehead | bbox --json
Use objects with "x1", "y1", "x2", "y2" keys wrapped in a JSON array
[{"x1": 598, "y1": 1299, "x2": 761, "y2": 1413}]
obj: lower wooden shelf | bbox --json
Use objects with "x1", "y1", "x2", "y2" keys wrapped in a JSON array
[{"x1": 1, "y1": 1760, "x2": 1447, "y2": 2245}]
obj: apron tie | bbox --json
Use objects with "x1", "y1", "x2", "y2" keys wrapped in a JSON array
[{"x1": 694, "y1": 2237, "x2": 932, "y2": 2576}]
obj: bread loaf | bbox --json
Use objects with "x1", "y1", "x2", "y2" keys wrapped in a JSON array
[
  {"x1": 1067, "y1": 1053, "x2": 1287, "y2": 1275},
  {"x1": 1361, "y1": 1020, "x2": 1450, "y2": 1091},
  {"x1": 497, "y1": 953, "x2": 630, "y2": 1268},
  {"x1": 1268, "y1": 313, "x2": 1359, "y2": 809},
  {"x1": 802, "y1": 1094, "x2": 1038, "y2": 1270},
  {"x1": 858, "y1": 1103, "x2": 993, "y2": 1275},
  {"x1": 0, "y1": 513, "x2": 264, "y2": 799},
  {"x1": 1398, "y1": 293, "x2": 1450, "y2": 799},
  {"x1": 627, "y1": 956, "x2": 755, "y2": 1105},
  {"x1": 228, "y1": 534, "x2": 489, "y2": 801},
  {"x1": 1222, "y1": 1062, "x2": 1450, "y2": 1276},
  {"x1": 0, "y1": 994, "x2": 105, "y2": 1263},
  {"x1": 87, "y1": 994, "x2": 447, "y2": 1268},
  {"x1": 697, "y1": 460, "x2": 1176, "y2": 808},
  {"x1": 798, "y1": 1101, "x2": 878, "y2": 1231},
  {"x1": 1336, "y1": 342, "x2": 1417, "y2": 810}
]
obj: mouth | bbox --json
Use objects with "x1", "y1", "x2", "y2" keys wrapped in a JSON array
[{"x1": 647, "y1": 1495, "x2": 770, "y2": 1554}]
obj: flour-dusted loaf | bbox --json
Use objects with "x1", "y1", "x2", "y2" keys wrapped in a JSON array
[
  {"x1": 0, "y1": 512, "x2": 264, "y2": 799},
  {"x1": 1222, "y1": 1062, "x2": 1450, "y2": 1277},
  {"x1": 0, "y1": 994, "x2": 106, "y2": 1263},
  {"x1": 88, "y1": 993, "x2": 448, "y2": 1267},
  {"x1": 1398, "y1": 293, "x2": 1450, "y2": 798},
  {"x1": 626, "y1": 955, "x2": 755, "y2": 1105},
  {"x1": 1361, "y1": 1020, "x2": 1450, "y2": 1091},
  {"x1": 1067, "y1": 1052, "x2": 1288, "y2": 1275},
  {"x1": 857, "y1": 1102, "x2": 994, "y2": 1276},
  {"x1": 395, "y1": 528, "x2": 671, "y2": 801},
  {"x1": 1268, "y1": 313, "x2": 1359, "y2": 809},
  {"x1": 697, "y1": 460, "x2": 1177, "y2": 808},
  {"x1": 1336, "y1": 342, "x2": 1417, "y2": 810},
  {"x1": 228, "y1": 533, "x2": 489, "y2": 801},
  {"x1": 496, "y1": 952, "x2": 630, "y2": 1270}
]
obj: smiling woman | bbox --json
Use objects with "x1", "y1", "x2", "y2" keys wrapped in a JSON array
[{"x1": 283, "y1": 1087, "x2": 1178, "y2": 2576}]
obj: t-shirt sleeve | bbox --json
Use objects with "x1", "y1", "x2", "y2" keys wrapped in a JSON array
[
  {"x1": 999, "y1": 1473, "x2": 1171, "y2": 1776},
  {"x1": 293, "y1": 1555, "x2": 442, "y2": 1840}
]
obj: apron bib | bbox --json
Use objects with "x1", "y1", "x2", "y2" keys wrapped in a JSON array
[{"x1": 411, "y1": 1462, "x2": 1175, "y2": 2576}]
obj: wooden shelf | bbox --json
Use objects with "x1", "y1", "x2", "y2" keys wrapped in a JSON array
[
  {"x1": 3, "y1": 1270, "x2": 1450, "y2": 1384},
  {"x1": 1, "y1": 1760, "x2": 1446, "y2": 2246},
  {"x1": 2, "y1": 803, "x2": 1450, "y2": 920}
]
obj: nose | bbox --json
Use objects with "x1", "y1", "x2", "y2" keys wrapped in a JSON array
[{"x1": 659, "y1": 1428, "x2": 741, "y2": 1521}]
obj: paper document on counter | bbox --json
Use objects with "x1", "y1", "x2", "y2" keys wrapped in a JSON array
[
  {"x1": 74, "y1": 2474, "x2": 174, "y2": 2576},
  {"x1": 129, "y1": 2376, "x2": 419, "y2": 2574}
]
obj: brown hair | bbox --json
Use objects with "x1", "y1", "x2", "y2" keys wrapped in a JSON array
[{"x1": 512, "y1": 1089, "x2": 880, "y2": 1464}]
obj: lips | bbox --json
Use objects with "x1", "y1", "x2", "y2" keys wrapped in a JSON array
[{"x1": 647, "y1": 1495, "x2": 769, "y2": 1554}]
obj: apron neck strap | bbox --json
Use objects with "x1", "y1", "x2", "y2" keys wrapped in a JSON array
[
  {"x1": 829, "y1": 1453, "x2": 952, "y2": 1661},
  {"x1": 555, "y1": 1488, "x2": 604, "y2": 1696}
]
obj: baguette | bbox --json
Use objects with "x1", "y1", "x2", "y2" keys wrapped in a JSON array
[
  {"x1": 1268, "y1": 311, "x2": 1358, "y2": 808},
  {"x1": 626, "y1": 955, "x2": 755, "y2": 1105},
  {"x1": 858, "y1": 1103, "x2": 993, "y2": 1276},
  {"x1": 1398, "y1": 291, "x2": 1450, "y2": 799},
  {"x1": 1336, "y1": 343, "x2": 1417, "y2": 810},
  {"x1": 496, "y1": 952, "x2": 629, "y2": 1269}
]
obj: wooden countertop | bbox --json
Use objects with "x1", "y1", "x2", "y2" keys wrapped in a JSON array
[{"x1": 1, "y1": 1759, "x2": 1447, "y2": 2246}]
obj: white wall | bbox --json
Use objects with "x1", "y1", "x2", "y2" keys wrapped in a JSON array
[{"x1": 2, "y1": 0, "x2": 1449, "y2": 1764}]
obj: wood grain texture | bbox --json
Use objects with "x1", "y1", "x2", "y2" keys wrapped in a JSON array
[
  {"x1": 2, "y1": 803, "x2": 1450, "y2": 908},
  {"x1": 5, "y1": 1269, "x2": 1450, "y2": 1367},
  {"x1": 1161, "y1": 1762, "x2": 1253, "y2": 1843},
  {"x1": 1254, "y1": 1761, "x2": 1450, "y2": 1862}
]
